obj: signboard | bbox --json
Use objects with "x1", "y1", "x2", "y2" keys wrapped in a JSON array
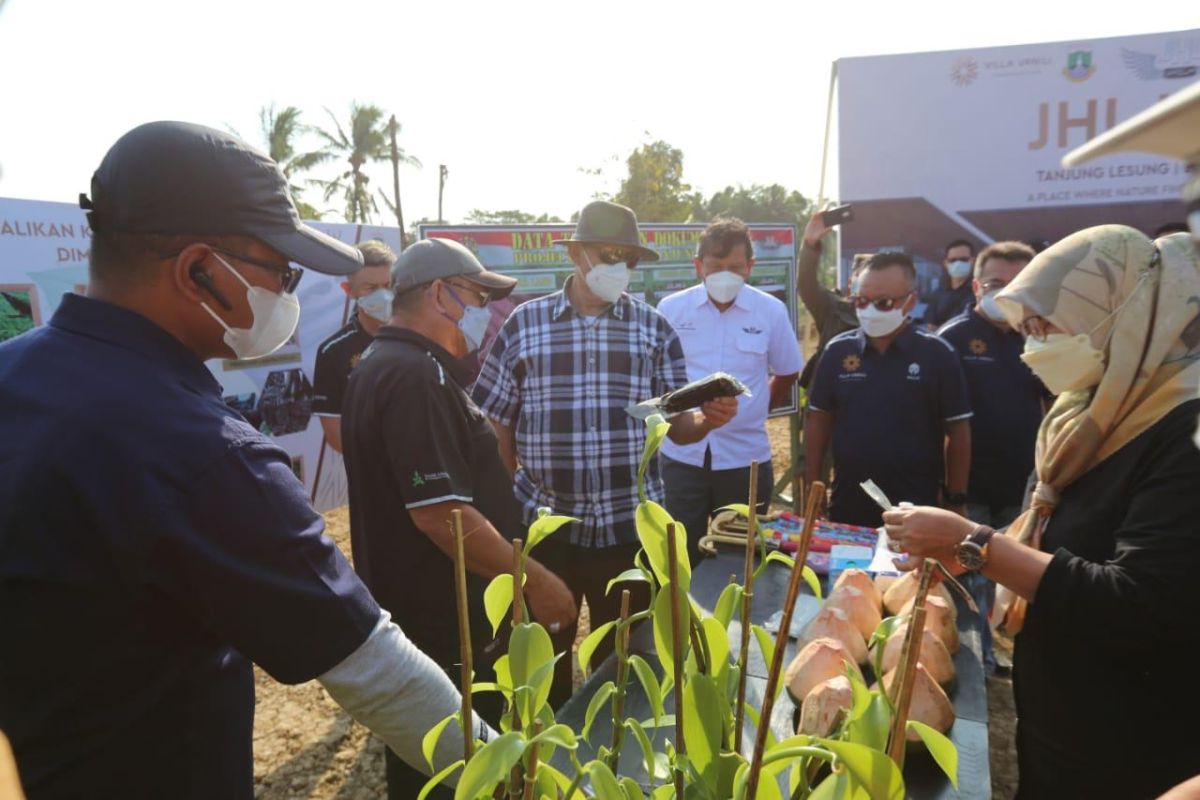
[
  {"x1": 419, "y1": 222, "x2": 801, "y2": 415},
  {"x1": 837, "y1": 28, "x2": 1200, "y2": 289},
  {"x1": 0, "y1": 196, "x2": 402, "y2": 511}
]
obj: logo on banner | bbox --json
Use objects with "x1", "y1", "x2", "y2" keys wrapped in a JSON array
[
  {"x1": 1121, "y1": 47, "x2": 1199, "y2": 80},
  {"x1": 950, "y1": 56, "x2": 979, "y2": 87},
  {"x1": 1063, "y1": 50, "x2": 1096, "y2": 83}
]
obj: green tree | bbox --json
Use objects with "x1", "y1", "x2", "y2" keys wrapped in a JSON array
[
  {"x1": 257, "y1": 104, "x2": 330, "y2": 220},
  {"x1": 465, "y1": 209, "x2": 564, "y2": 225},
  {"x1": 312, "y1": 102, "x2": 397, "y2": 223},
  {"x1": 614, "y1": 139, "x2": 692, "y2": 222},
  {"x1": 690, "y1": 183, "x2": 812, "y2": 227}
]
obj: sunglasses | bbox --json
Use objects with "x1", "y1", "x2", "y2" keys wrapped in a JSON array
[
  {"x1": 848, "y1": 292, "x2": 912, "y2": 312},
  {"x1": 593, "y1": 245, "x2": 639, "y2": 268},
  {"x1": 444, "y1": 281, "x2": 491, "y2": 307}
]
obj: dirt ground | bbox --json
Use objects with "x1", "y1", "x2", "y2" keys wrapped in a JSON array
[{"x1": 252, "y1": 418, "x2": 1018, "y2": 798}]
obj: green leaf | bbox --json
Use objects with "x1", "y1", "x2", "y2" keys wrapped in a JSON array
[
  {"x1": 625, "y1": 717, "x2": 659, "y2": 783},
  {"x1": 468, "y1": 681, "x2": 507, "y2": 695},
  {"x1": 755, "y1": 549, "x2": 794, "y2": 581},
  {"x1": 509, "y1": 623, "x2": 556, "y2": 721},
  {"x1": 536, "y1": 762, "x2": 575, "y2": 795},
  {"x1": 636, "y1": 499, "x2": 691, "y2": 593},
  {"x1": 607, "y1": 567, "x2": 651, "y2": 595},
  {"x1": 683, "y1": 673, "x2": 724, "y2": 786},
  {"x1": 845, "y1": 689, "x2": 891, "y2": 752},
  {"x1": 483, "y1": 573, "x2": 525, "y2": 637},
  {"x1": 619, "y1": 775, "x2": 647, "y2": 799},
  {"x1": 652, "y1": 582, "x2": 691, "y2": 677},
  {"x1": 714, "y1": 582, "x2": 744, "y2": 629},
  {"x1": 529, "y1": 723, "x2": 579, "y2": 751},
  {"x1": 588, "y1": 760, "x2": 626, "y2": 800},
  {"x1": 453, "y1": 731, "x2": 526, "y2": 800},
  {"x1": 577, "y1": 620, "x2": 616, "y2": 679},
  {"x1": 583, "y1": 681, "x2": 617, "y2": 744},
  {"x1": 752, "y1": 624, "x2": 776, "y2": 679},
  {"x1": 637, "y1": 415, "x2": 672, "y2": 500},
  {"x1": 421, "y1": 712, "x2": 458, "y2": 769},
  {"x1": 716, "y1": 503, "x2": 751, "y2": 517},
  {"x1": 742, "y1": 702, "x2": 778, "y2": 751},
  {"x1": 801, "y1": 565, "x2": 824, "y2": 600},
  {"x1": 908, "y1": 720, "x2": 958, "y2": 788},
  {"x1": 524, "y1": 511, "x2": 577, "y2": 556},
  {"x1": 417, "y1": 759, "x2": 464, "y2": 800},
  {"x1": 651, "y1": 784, "x2": 675, "y2": 800},
  {"x1": 628, "y1": 655, "x2": 664, "y2": 727},
  {"x1": 816, "y1": 737, "x2": 904, "y2": 800}
]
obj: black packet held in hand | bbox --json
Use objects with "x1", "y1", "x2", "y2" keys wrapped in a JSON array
[{"x1": 625, "y1": 371, "x2": 750, "y2": 420}]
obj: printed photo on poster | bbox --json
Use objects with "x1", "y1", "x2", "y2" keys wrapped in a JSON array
[{"x1": 0, "y1": 284, "x2": 41, "y2": 342}]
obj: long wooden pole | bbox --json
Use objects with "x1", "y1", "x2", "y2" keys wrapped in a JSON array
[
  {"x1": 734, "y1": 460, "x2": 760, "y2": 753},
  {"x1": 886, "y1": 559, "x2": 937, "y2": 766},
  {"x1": 667, "y1": 523, "x2": 686, "y2": 800},
  {"x1": 451, "y1": 510, "x2": 475, "y2": 764},
  {"x1": 745, "y1": 482, "x2": 825, "y2": 799},
  {"x1": 508, "y1": 540, "x2": 525, "y2": 800},
  {"x1": 606, "y1": 590, "x2": 633, "y2": 773}
]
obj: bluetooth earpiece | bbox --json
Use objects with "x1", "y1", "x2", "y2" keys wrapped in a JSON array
[{"x1": 189, "y1": 264, "x2": 234, "y2": 311}]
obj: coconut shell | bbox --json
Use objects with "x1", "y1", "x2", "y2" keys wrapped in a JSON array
[
  {"x1": 799, "y1": 606, "x2": 869, "y2": 665},
  {"x1": 875, "y1": 574, "x2": 899, "y2": 598},
  {"x1": 899, "y1": 595, "x2": 960, "y2": 654},
  {"x1": 882, "y1": 571, "x2": 956, "y2": 617},
  {"x1": 827, "y1": 585, "x2": 883, "y2": 641},
  {"x1": 797, "y1": 675, "x2": 854, "y2": 737},
  {"x1": 784, "y1": 637, "x2": 861, "y2": 702},
  {"x1": 880, "y1": 664, "x2": 955, "y2": 740},
  {"x1": 877, "y1": 625, "x2": 956, "y2": 687},
  {"x1": 833, "y1": 568, "x2": 882, "y2": 609}
]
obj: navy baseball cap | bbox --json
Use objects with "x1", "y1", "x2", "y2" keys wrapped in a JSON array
[{"x1": 79, "y1": 121, "x2": 363, "y2": 275}]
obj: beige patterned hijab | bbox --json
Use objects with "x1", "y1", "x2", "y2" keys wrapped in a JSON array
[{"x1": 992, "y1": 226, "x2": 1200, "y2": 633}]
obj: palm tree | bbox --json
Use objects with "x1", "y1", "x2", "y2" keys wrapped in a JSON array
[
  {"x1": 312, "y1": 103, "x2": 412, "y2": 224},
  {"x1": 258, "y1": 104, "x2": 330, "y2": 220}
]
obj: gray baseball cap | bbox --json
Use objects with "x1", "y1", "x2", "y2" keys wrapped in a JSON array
[
  {"x1": 391, "y1": 237, "x2": 517, "y2": 299},
  {"x1": 79, "y1": 121, "x2": 363, "y2": 275}
]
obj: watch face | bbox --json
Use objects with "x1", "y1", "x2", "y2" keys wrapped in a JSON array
[{"x1": 956, "y1": 542, "x2": 986, "y2": 571}]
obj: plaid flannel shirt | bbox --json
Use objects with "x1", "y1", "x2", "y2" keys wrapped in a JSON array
[{"x1": 472, "y1": 282, "x2": 688, "y2": 547}]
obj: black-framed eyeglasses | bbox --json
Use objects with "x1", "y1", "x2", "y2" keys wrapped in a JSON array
[
  {"x1": 445, "y1": 281, "x2": 491, "y2": 307},
  {"x1": 163, "y1": 247, "x2": 303, "y2": 293},
  {"x1": 848, "y1": 292, "x2": 911, "y2": 312},
  {"x1": 979, "y1": 279, "x2": 1008, "y2": 292}
]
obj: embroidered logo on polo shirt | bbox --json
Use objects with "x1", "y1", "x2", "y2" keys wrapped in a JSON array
[
  {"x1": 350, "y1": 352, "x2": 361, "y2": 369},
  {"x1": 907, "y1": 363, "x2": 921, "y2": 381},
  {"x1": 969, "y1": 339, "x2": 987, "y2": 356},
  {"x1": 412, "y1": 470, "x2": 425, "y2": 487},
  {"x1": 742, "y1": 326, "x2": 763, "y2": 335},
  {"x1": 674, "y1": 321, "x2": 696, "y2": 332},
  {"x1": 843, "y1": 354, "x2": 861, "y2": 373}
]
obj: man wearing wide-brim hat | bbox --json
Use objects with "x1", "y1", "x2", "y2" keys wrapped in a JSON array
[{"x1": 472, "y1": 200, "x2": 738, "y2": 706}]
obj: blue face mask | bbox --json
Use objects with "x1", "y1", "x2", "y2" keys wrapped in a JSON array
[
  {"x1": 947, "y1": 259, "x2": 972, "y2": 280},
  {"x1": 441, "y1": 285, "x2": 491, "y2": 353}
]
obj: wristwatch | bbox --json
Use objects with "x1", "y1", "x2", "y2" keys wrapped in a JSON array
[{"x1": 955, "y1": 524, "x2": 996, "y2": 571}]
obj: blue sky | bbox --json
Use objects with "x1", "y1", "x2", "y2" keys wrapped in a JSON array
[{"x1": 0, "y1": 0, "x2": 1192, "y2": 224}]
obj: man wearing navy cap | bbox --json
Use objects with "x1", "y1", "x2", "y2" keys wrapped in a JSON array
[{"x1": 0, "y1": 122, "x2": 487, "y2": 798}]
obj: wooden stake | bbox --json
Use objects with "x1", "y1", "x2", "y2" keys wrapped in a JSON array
[
  {"x1": 745, "y1": 482, "x2": 826, "y2": 800},
  {"x1": 451, "y1": 510, "x2": 475, "y2": 764},
  {"x1": 508, "y1": 539, "x2": 526, "y2": 800},
  {"x1": 521, "y1": 720, "x2": 544, "y2": 800},
  {"x1": 885, "y1": 559, "x2": 937, "y2": 767},
  {"x1": 734, "y1": 460, "x2": 760, "y2": 754},
  {"x1": 667, "y1": 523, "x2": 687, "y2": 800},
  {"x1": 606, "y1": 590, "x2": 633, "y2": 773}
]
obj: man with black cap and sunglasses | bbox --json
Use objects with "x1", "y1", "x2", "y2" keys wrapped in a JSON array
[
  {"x1": 341, "y1": 237, "x2": 577, "y2": 799},
  {"x1": 0, "y1": 121, "x2": 489, "y2": 798},
  {"x1": 473, "y1": 200, "x2": 737, "y2": 707},
  {"x1": 805, "y1": 251, "x2": 972, "y2": 528}
]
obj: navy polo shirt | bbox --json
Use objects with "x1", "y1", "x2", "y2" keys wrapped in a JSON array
[
  {"x1": 938, "y1": 306, "x2": 1045, "y2": 508},
  {"x1": 808, "y1": 323, "x2": 971, "y2": 527},
  {"x1": 0, "y1": 294, "x2": 380, "y2": 799}
]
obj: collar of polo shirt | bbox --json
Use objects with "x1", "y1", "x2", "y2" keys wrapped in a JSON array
[
  {"x1": 692, "y1": 281, "x2": 750, "y2": 311},
  {"x1": 556, "y1": 275, "x2": 627, "y2": 321},
  {"x1": 853, "y1": 320, "x2": 918, "y2": 354}
]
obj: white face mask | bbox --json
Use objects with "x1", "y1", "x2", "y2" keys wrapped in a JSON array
[
  {"x1": 1021, "y1": 334, "x2": 1104, "y2": 394},
  {"x1": 947, "y1": 260, "x2": 972, "y2": 280},
  {"x1": 704, "y1": 271, "x2": 744, "y2": 304},
  {"x1": 201, "y1": 254, "x2": 300, "y2": 360},
  {"x1": 442, "y1": 284, "x2": 491, "y2": 353},
  {"x1": 856, "y1": 304, "x2": 907, "y2": 338},
  {"x1": 583, "y1": 254, "x2": 630, "y2": 303},
  {"x1": 357, "y1": 288, "x2": 394, "y2": 324},
  {"x1": 978, "y1": 291, "x2": 1005, "y2": 322}
]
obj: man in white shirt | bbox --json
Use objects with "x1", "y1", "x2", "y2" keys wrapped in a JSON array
[{"x1": 657, "y1": 217, "x2": 804, "y2": 565}]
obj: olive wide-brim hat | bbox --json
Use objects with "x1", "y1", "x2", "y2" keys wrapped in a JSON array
[{"x1": 554, "y1": 200, "x2": 659, "y2": 263}]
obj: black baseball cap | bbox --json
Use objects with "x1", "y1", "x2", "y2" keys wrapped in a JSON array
[{"x1": 79, "y1": 121, "x2": 363, "y2": 275}]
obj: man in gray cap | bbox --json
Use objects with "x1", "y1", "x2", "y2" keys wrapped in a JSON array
[
  {"x1": 473, "y1": 200, "x2": 737, "y2": 707},
  {"x1": 341, "y1": 237, "x2": 577, "y2": 799},
  {"x1": 0, "y1": 122, "x2": 489, "y2": 798}
]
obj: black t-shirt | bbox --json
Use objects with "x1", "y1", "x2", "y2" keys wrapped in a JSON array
[
  {"x1": 312, "y1": 315, "x2": 373, "y2": 416},
  {"x1": 342, "y1": 327, "x2": 520, "y2": 656},
  {"x1": 807, "y1": 324, "x2": 972, "y2": 527},
  {"x1": 926, "y1": 281, "x2": 973, "y2": 328},
  {"x1": 938, "y1": 307, "x2": 1045, "y2": 507},
  {"x1": 1014, "y1": 399, "x2": 1200, "y2": 798}
]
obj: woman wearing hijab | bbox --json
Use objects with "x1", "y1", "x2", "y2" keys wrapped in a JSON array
[{"x1": 883, "y1": 226, "x2": 1200, "y2": 799}]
